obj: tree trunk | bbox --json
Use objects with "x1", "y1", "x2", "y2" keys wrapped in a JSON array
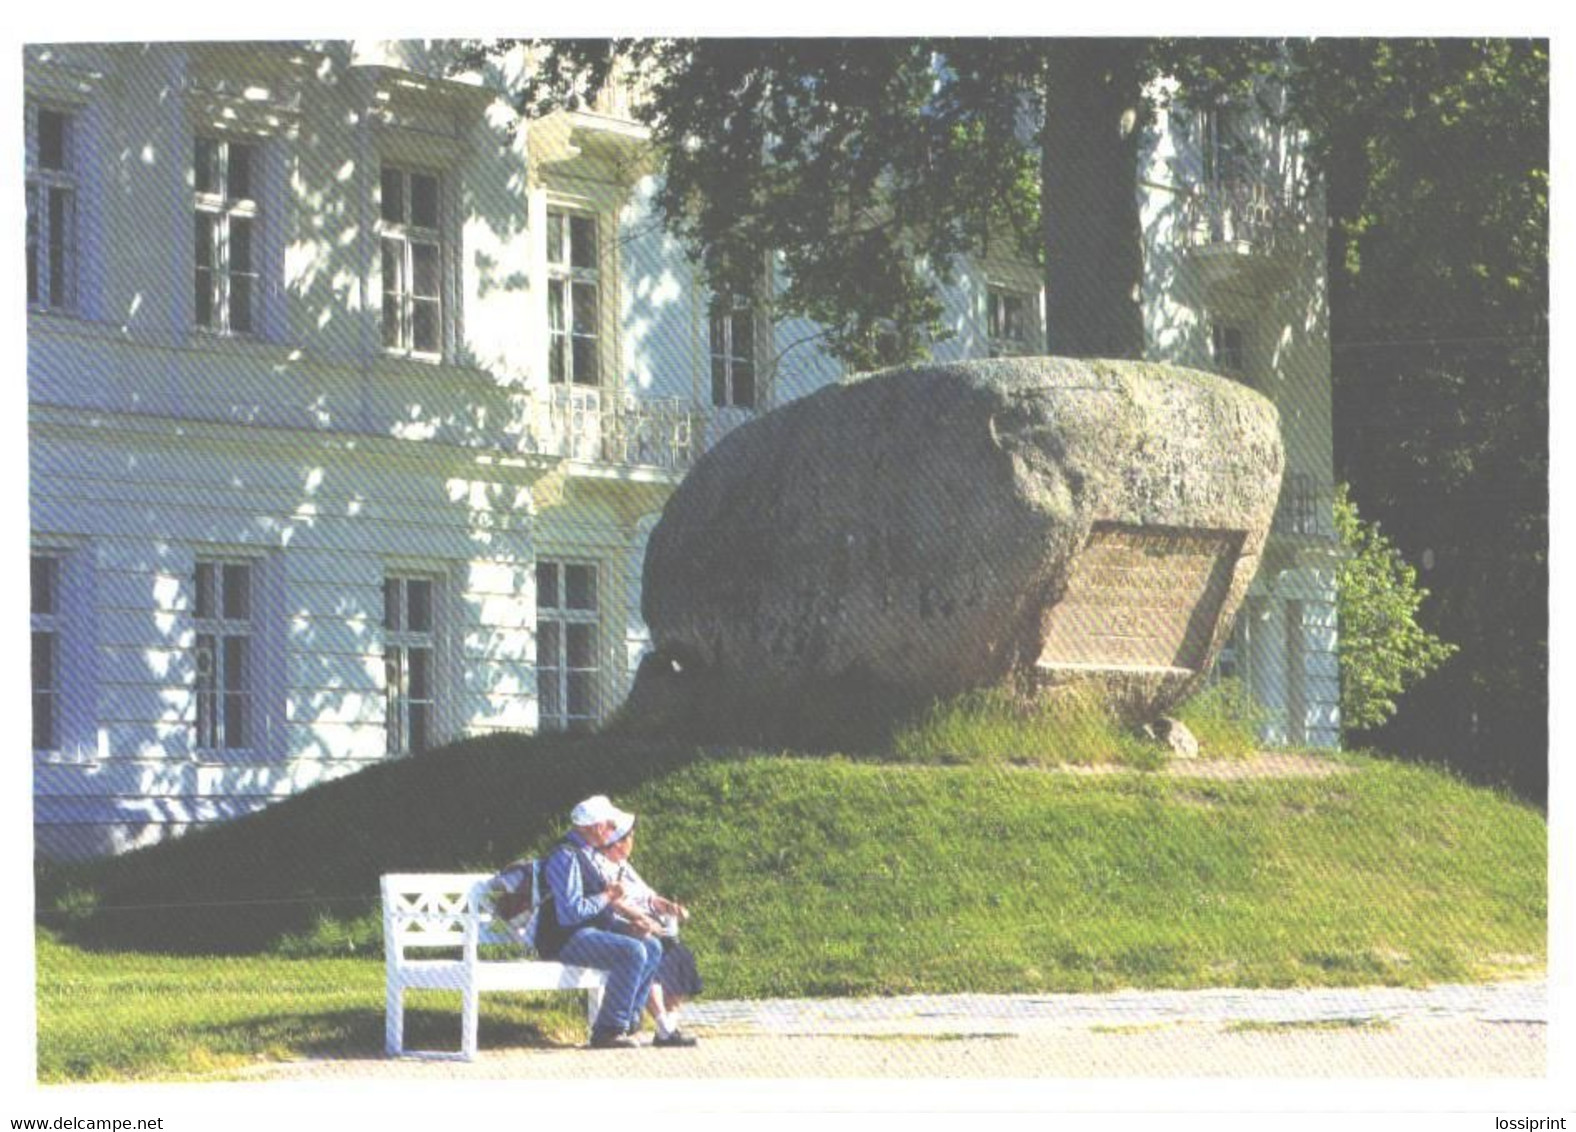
[{"x1": 1041, "y1": 39, "x2": 1146, "y2": 359}]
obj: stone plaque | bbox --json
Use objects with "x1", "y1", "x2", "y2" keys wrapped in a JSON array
[{"x1": 1038, "y1": 523, "x2": 1241, "y2": 673}]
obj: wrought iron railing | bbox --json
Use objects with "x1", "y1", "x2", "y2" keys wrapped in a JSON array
[
  {"x1": 1273, "y1": 472, "x2": 1328, "y2": 537},
  {"x1": 537, "y1": 387, "x2": 701, "y2": 473},
  {"x1": 1178, "y1": 178, "x2": 1296, "y2": 254}
]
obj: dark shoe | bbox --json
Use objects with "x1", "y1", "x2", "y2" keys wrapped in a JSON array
[
  {"x1": 589, "y1": 1030, "x2": 637, "y2": 1049},
  {"x1": 652, "y1": 1029, "x2": 699, "y2": 1048}
]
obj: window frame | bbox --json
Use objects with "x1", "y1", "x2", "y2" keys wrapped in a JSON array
[
  {"x1": 26, "y1": 103, "x2": 76, "y2": 313},
  {"x1": 986, "y1": 285, "x2": 1039, "y2": 357},
  {"x1": 379, "y1": 166, "x2": 445, "y2": 359},
  {"x1": 1211, "y1": 322, "x2": 1246, "y2": 377},
  {"x1": 709, "y1": 293, "x2": 760, "y2": 409},
  {"x1": 546, "y1": 209, "x2": 602, "y2": 387},
  {"x1": 1200, "y1": 103, "x2": 1255, "y2": 189},
  {"x1": 384, "y1": 573, "x2": 438, "y2": 755},
  {"x1": 535, "y1": 559, "x2": 602, "y2": 734},
  {"x1": 193, "y1": 558, "x2": 254, "y2": 754},
  {"x1": 193, "y1": 135, "x2": 261, "y2": 337},
  {"x1": 31, "y1": 554, "x2": 61, "y2": 753}
]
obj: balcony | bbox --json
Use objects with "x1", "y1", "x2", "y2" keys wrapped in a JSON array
[
  {"x1": 1273, "y1": 472, "x2": 1325, "y2": 538},
  {"x1": 527, "y1": 72, "x2": 655, "y2": 180},
  {"x1": 1177, "y1": 178, "x2": 1304, "y2": 292},
  {"x1": 1263, "y1": 472, "x2": 1345, "y2": 580},
  {"x1": 536, "y1": 387, "x2": 702, "y2": 475}
]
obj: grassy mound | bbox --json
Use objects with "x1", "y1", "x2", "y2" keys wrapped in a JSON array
[
  {"x1": 38, "y1": 733, "x2": 704, "y2": 954},
  {"x1": 39, "y1": 734, "x2": 1546, "y2": 997},
  {"x1": 890, "y1": 683, "x2": 1166, "y2": 767}
]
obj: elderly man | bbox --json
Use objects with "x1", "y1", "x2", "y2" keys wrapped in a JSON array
[{"x1": 536, "y1": 794, "x2": 665, "y2": 1049}]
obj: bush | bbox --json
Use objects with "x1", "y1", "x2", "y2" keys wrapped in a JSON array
[{"x1": 1335, "y1": 484, "x2": 1458, "y2": 732}]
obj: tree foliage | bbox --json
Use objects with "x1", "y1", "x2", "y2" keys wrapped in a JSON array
[
  {"x1": 1286, "y1": 39, "x2": 1547, "y2": 795},
  {"x1": 1333, "y1": 484, "x2": 1456, "y2": 732},
  {"x1": 465, "y1": 37, "x2": 1271, "y2": 368}
]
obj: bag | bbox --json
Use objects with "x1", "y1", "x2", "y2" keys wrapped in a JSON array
[{"x1": 482, "y1": 859, "x2": 543, "y2": 952}]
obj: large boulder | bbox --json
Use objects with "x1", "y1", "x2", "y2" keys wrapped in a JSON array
[{"x1": 629, "y1": 357, "x2": 1283, "y2": 743}]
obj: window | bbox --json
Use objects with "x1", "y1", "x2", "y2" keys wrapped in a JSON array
[
  {"x1": 546, "y1": 210, "x2": 600, "y2": 385},
  {"x1": 32, "y1": 555, "x2": 61, "y2": 751},
  {"x1": 1201, "y1": 104, "x2": 1254, "y2": 188},
  {"x1": 384, "y1": 575, "x2": 436, "y2": 754},
  {"x1": 987, "y1": 286, "x2": 1037, "y2": 357},
  {"x1": 380, "y1": 167, "x2": 443, "y2": 355},
  {"x1": 26, "y1": 105, "x2": 75, "y2": 311},
  {"x1": 709, "y1": 295, "x2": 757, "y2": 409},
  {"x1": 193, "y1": 136, "x2": 259, "y2": 334},
  {"x1": 194, "y1": 560, "x2": 252, "y2": 751},
  {"x1": 1276, "y1": 472, "x2": 1320, "y2": 536},
  {"x1": 536, "y1": 560, "x2": 600, "y2": 733},
  {"x1": 1212, "y1": 324, "x2": 1245, "y2": 376}
]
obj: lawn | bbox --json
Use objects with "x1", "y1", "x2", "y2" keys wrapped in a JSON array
[
  {"x1": 35, "y1": 930, "x2": 585, "y2": 1082},
  {"x1": 34, "y1": 738, "x2": 1546, "y2": 1082}
]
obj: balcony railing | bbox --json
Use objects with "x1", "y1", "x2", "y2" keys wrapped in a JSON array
[
  {"x1": 1178, "y1": 178, "x2": 1296, "y2": 255},
  {"x1": 585, "y1": 72, "x2": 640, "y2": 121},
  {"x1": 537, "y1": 387, "x2": 701, "y2": 474},
  {"x1": 1273, "y1": 472, "x2": 1329, "y2": 538}
]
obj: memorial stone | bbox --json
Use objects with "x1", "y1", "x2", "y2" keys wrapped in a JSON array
[{"x1": 627, "y1": 357, "x2": 1284, "y2": 742}]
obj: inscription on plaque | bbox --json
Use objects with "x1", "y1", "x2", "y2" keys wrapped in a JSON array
[{"x1": 1038, "y1": 523, "x2": 1241, "y2": 672}]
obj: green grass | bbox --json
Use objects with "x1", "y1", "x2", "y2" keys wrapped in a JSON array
[
  {"x1": 34, "y1": 733, "x2": 1546, "y2": 1082},
  {"x1": 890, "y1": 684, "x2": 1164, "y2": 767},
  {"x1": 1171, "y1": 679, "x2": 1266, "y2": 759},
  {"x1": 34, "y1": 930, "x2": 587, "y2": 1082},
  {"x1": 1223, "y1": 1018, "x2": 1396, "y2": 1034},
  {"x1": 889, "y1": 679, "x2": 1264, "y2": 766}
]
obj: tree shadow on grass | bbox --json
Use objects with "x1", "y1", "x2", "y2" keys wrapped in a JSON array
[
  {"x1": 234, "y1": 1000, "x2": 581, "y2": 1065},
  {"x1": 37, "y1": 732, "x2": 747, "y2": 956},
  {"x1": 48, "y1": 1003, "x2": 581, "y2": 1083}
]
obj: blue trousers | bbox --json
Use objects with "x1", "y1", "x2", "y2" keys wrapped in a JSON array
[{"x1": 558, "y1": 928, "x2": 664, "y2": 1034}]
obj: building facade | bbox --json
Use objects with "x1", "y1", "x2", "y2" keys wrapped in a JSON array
[{"x1": 26, "y1": 41, "x2": 1340, "y2": 859}]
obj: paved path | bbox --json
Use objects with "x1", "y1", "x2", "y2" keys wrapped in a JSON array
[
  {"x1": 683, "y1": 979, "x2": 1547, "y2": 1034},
  {"x1": 239, "y1": 980, "x2": 1545, "y2": 1081}
]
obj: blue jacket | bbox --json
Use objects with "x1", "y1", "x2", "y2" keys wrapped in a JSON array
[{"x1": 536, "y1": 833, "x2": 617, "y2": 957}]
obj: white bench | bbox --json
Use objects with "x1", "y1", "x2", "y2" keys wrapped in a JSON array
[{"x1": 381, "y1": 872, "x2": 608, "y2": 1060}]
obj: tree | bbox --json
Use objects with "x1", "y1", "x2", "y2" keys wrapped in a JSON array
[
  {"x1": 1285, "y1": 40, "x2": 1547, "y2": 797},
  {"x1": 465, "y1": 37, "x2": 1272, "y2": 367},
  {"x1": 1333, "y1": 484, "x2": 1456, "y2": 732}
]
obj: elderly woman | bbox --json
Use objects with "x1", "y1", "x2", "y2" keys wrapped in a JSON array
[{"x1": 598, "y1": 814, "x2": 704, "y2": 1048}]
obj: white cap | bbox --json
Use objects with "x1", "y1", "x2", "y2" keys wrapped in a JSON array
[{"x1": 570, "y1": 794, "x2": 628, "y2": 828}]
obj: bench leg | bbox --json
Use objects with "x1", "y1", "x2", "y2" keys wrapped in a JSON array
[
  {"x1": 386, "y1": 983, "x2": 404, "y2": 1057},
  {"x1": 461, "y1": 983, "x2": 480, "y2": 1061}
]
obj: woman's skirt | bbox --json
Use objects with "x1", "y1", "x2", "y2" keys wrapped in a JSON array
[{"x1": 655, "y1": 937, "x2": 704, "y2": 997}]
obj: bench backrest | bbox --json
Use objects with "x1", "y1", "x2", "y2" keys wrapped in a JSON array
[{"x1": 381, "y1": 872, "x2": 522, "y2": 962}]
